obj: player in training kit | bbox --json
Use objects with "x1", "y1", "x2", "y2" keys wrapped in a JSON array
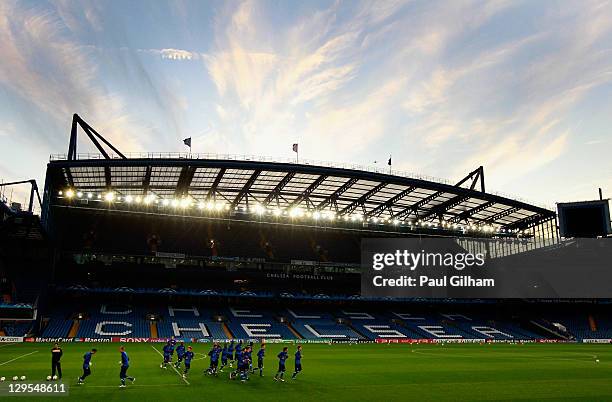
[
  {"x1": 119, "y1": 346, "x2": 135, "y2": 388},
  {"x1": 220, "y1": 344, "x2": 230, "y2": 372},
  {"x1": 228, "y1": 340, "x2": 235, "y2": 368},
  {"x1": 206, "y1": 344, "x2": 221, "y2": 375},
  {"x1": 235, "y1": 340, "x2": 242, "y2": 362},
  {"x1": 77, "y1": 348, "x2": 97, "y2": 384},
  {"x1": 257, "y1": 344, "x2": 265, "y2": 376},
  {"x1": 174, "y1": 341, "x2": 186, "y2": 369},
  {"x1": 240, "y1": 346, "x2": 252, "y2": 382},
  {"x1": 50, "y1": 343, "x2": 63, "y2": 380},
  {"x1": 274, "y1": 347, "x2": 289, "y2": 382},
  {"x1": 245, "y1": 343, "x2": 254, "y2": 373},
  {"x1": 183, "y1": 346, "x2": 194, "y2": 378},
  {"x1": 230, "y1": 347, "x2": 243, "y2": 380},
  {"x1": 291, "y1": 345, "x2": 303, "y2": 379},
  {"x1": 161, "y1": 340, "x2": 174, "y2": 369}
]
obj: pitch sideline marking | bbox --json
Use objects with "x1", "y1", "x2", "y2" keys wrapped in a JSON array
[
  {"x1": 0, "y1": 343, "x2": 17, "y2": 349},
  {"x1": 150, "y1": 346, "x2": 190, "y2": 385},
  {"x1": 0, "y1": 351, "x2": 39, "y2": 366},
  {"x1": 85, "y1": 383, "x2": 185, "y2": 388}
]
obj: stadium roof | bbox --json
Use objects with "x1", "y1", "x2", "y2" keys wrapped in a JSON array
[{"x1": 43, "y1": 115, "x2": 556, "y2": 231}]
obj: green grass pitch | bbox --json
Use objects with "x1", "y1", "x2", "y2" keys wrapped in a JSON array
[{"x1": 1, "y1": 342, "x2": 612, "y2": 401}]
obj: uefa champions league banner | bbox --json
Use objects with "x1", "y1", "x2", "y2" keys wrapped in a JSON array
[{"x1": 361, "y1": 237, "x2": 612, "y2": 298}]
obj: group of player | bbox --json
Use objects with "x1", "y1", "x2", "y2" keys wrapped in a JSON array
[
  {"x1": 160, "y1": 337, "x2": 303, "y2": 383},
  {"x1": 75, "y1": 345, "x2": 135, "y2": 387},
  {"x1": 49, "y1": 337, "x2": 303, "y2": 388}
]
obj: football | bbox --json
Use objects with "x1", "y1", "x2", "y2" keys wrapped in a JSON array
[
  {"x1": 12, "y1": 376, "x2": 18, "y2": 381},
  {"x1": 0, "y1": 377, "x2": 5, "y2": 382},
  {"x1": 46, "y1": 375, "x2": 52, "y2": 381},
  {"x1": 20, "y1": 376, "x2": 26, "y2": 381}
]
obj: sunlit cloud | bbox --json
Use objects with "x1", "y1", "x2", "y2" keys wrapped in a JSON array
[{"x1": 0, "y1": 0, "x2": 610, "y2": 208}]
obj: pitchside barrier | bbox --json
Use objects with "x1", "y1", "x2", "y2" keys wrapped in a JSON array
[
  {"x1": 0, "y1": 336, "x2": 24, "y2": 343},
  {"x1": 375, "y1": 338, "x2": 579, "y2": 344},
  {"x1": 19, "y1": 337, "x2": 375, "y2": 344},
  {"x1": 11, "y1": 337, "x2": 595, "y2": 344}
]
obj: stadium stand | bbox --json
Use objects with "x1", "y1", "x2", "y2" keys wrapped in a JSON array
[
  {"x1": 0, "y1": 320, "x2": 32, "y2": 336},
  {"x1": 37, "y1": 297, "x2": 583, "y2": 341},
  {"x1": 1, "y1": 117, "x2": 610, "y2": 346}
]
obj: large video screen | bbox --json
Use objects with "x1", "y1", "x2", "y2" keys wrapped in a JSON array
[{"x1": 558, "y1": 200, "x2": 611, "y2": 238}]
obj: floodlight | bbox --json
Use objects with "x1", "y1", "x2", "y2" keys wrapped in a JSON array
[
  {"x1": 289, "y1": 207, "x2": 303, "y2": 218},
  {"x1": 324, "y1": 211, "x2": 335, "y2": 220},
  {"x1": 253, "y1": 204, "x2": 265, "y2": 215}
]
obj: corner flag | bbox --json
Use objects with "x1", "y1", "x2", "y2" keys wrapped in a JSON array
[{"x1": 183, "y1": 137, "x2": 192, "y2": 148}]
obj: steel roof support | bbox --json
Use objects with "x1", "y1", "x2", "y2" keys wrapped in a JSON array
[
  {"x1": 338, "y1": 182, "x2": 386, "y2": 216},
  {"x1": 142, "y1": 166, "x2": 152, "y2": 196},
  {"x1": 207, "y1": 168, "x2": 226, "y2": 200},
  {"x1": 502, "y1": 212, "x2": 545, "y2": 231},
  {"x1": 175, "y1": 166, "x2": 197, "y2": 197},
  {"x1": 392, "y1": 166, "x2": 486, "y2": 220},
  {"x1": 448, "y1": 201, "x2": 495, "y2": 223},
  {"x1": 288, "y1": 175, "x2": 327, "y2": 208},
  {"x1": 418, "y1": 195, "x2": 470, "y2": 221},
  {"x1": 68, "y1": 114, "x2": 126, "y2": 160},
  {"x1": 0, "y1": 179, "x2": 42, "y2": 213},
  {"x1": 232, "y1": 170, "x2": 261, "y2": 207},
  {"x1": 479, "y1": 206, "x2": 520, "y2": 225},
  {"x1": 317, "y1": 177, "x2": 358, "y2": 211},
  {"x1": 369, "y1": 186, "x2": 416, "y2": 217},
  {"x1": 46, "y1": 157, "x2": 555, "y2": 227},
  {"x1": 264, "y1": 172, "x2": 295, "y2": 205}
]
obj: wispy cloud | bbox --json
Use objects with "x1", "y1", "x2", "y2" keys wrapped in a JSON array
[
  {"x1": 0, "y1": 0, "x2": 611, "y2": 206},
  {"x1": 0, "y1": 1, "x2": 148, "y2": 152}
]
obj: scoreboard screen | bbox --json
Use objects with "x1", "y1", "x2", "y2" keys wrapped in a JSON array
[{"x1": 558, "y1": 200, "x2": 611, "y2": 238}]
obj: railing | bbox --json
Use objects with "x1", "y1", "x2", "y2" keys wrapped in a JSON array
[{"x1": 49, "y1": 152, "x2": 552, "y2": 210}]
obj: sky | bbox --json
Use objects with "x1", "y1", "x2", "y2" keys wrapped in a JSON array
[{"x1": 1, "y1": 0, "x2": 611, "y2": 212}]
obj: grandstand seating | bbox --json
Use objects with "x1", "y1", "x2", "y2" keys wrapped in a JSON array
[
  {"x1": 41, "y1": 319, "x2": 73, "y2": 338},
  {"x1": 541, "y1": 312, "x2": 612, "y2": 340},
  {"x1": 1, "y1": 320, "x2": 32, "y2": 336},
  {"x1": 38, "y1": 298, "x2": 612, "y2": 342}
]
